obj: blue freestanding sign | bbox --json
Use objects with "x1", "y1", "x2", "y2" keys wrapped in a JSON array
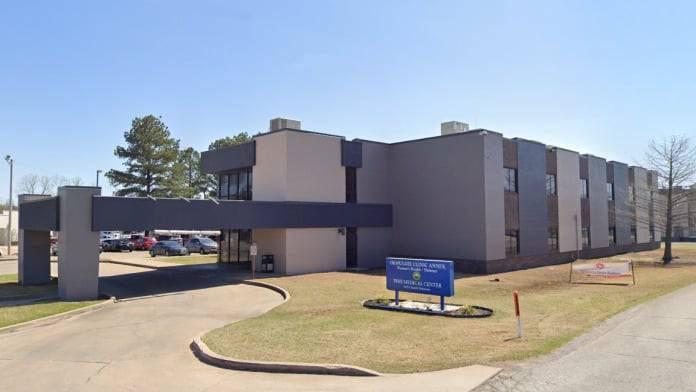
[{"x1": 386, "y1": 257, "x2": 455, "y2": 311}]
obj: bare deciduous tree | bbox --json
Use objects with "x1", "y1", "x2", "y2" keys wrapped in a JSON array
[
  {"x1": 644, "y1": 135, "x2": 696, "y2": 263},
  {"x1": 17, "y1": 174, "x2": 86, "y2": 196},
  {"x1": 18, "y1": 174, "x2": 40, "y2": 194},
  {"x1": 37, "y1": 175, "x2": 54, "y2": 195}
]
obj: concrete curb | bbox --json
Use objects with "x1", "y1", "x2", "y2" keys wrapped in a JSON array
[
  {"x1": 192, "y1": 279, "x2": 381, "y2": 376},
  {"x1": 241, "y1": 280, "x2": 290, "y2": 302},
  {"x1": 0, "y1": 296, "x2": 115, "y2": 335},
  {"x1": 191, "y1": 335, "x2": 381, "y2": 377}
]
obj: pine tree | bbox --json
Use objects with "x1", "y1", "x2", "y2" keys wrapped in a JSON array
[{"x1": 106, "y1": 115, "x2": 180, "y2": 197}]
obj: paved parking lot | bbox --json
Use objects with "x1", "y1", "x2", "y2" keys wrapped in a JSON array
[{"x1": 0, "y1": 255, "x2": 498, "y2": 392}]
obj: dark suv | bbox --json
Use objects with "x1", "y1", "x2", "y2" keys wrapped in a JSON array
[{"x1": 150, "y1": 241, "x2": 189, "y2": 257}]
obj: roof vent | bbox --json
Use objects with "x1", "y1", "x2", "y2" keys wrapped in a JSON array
[
  {"x1": 441, "y1": 121, "x2": 469, "y2": 135},
  {"x1": 270, "y1": 118, "x2": 301, "y2": 131}
]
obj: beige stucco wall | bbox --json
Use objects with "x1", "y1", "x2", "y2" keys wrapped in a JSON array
[
  {"x1": 252, "y1": 229, "x2": 287, "y2": 274},
  {"x1": 286, "y1": 131, "x2": 345, "y2": 202},
  {"x1": 356, "y1": 141, "x2": 392, "y2": 268},
  {"x1": 252, "y1": 130, "x2": 346, "y2": 274},
  {"x1": 483, "y1": 133, "x2": 506, "y2": 260},
  {"x1": 632, "y1": 167, "x2": 651, "y2": 243},
  {"x1": 389, "y1": 132, "x2": 495, "y2": 261},
  {"x1": 357, "y1": 141, "x2": 391, "y2": 204},
  {"x1": 253, "y1": 132, "x2": 288, "y2": 201},
  {"x1": 285, "y1": 228, "x2": 345, "y2": 275},
  {"x1": 556, "y1": 149, "x2": 582, "y2": 252}
]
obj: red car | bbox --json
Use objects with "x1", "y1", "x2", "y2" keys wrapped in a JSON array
[{"x1": 133, "y1": 237, "x2": 156, "y2": 251}]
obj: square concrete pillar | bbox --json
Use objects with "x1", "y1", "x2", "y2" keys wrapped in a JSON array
[
  {"x1": 18, "y1": 194, "x2": 52, "y2": 285},
  {"x1": 58, "y1": 186, "x2": 101, "y2": 300}
]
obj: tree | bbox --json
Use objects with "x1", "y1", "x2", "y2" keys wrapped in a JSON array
[
  {"x1": 18, "y1": 174, "x2": 83, "y2": 195},
  {"x1": 168, "y1": 147, "x2": 210, "y2": 198},
  {"x1": 18, "y1": 174, "x2": 40, "y2": 194},
  {"x1": 38, "y1": 175, "x2": 54, "y2": 195},
  {"x1": 208, "y1": 132, "x2": 251, "y2": 150},
  {"x1": 644, "y1": 135, "x2": 696, "y2": 264},
  {"x1": 105, "y1": 115, "x2": 180, "y2": 197}
]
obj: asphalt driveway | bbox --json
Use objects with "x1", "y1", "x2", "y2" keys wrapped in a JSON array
[
  {"x1": 0, "y1": 261, "x2": 499, "y2": 392},
  {"x1": 476, "y1": 282, "x2": 696, "y2": 392}
]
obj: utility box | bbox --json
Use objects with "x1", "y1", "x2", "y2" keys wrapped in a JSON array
[{"x1": 261, "y1": 254, "x2": 275, "y2": 273}]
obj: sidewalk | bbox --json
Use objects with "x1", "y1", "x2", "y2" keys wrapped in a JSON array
[
  {"x1": 0, "y1": 246, "x2": 18, "y2": 261},
  {"x1": 476, "y1": 282, "x2": 696, "y2": 392}
]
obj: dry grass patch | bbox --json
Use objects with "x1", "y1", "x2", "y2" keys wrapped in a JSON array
[{"x1": 203, "y1": 243, "x2": 696, "y2": 373}]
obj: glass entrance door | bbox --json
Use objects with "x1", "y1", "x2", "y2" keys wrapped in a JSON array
[{"x1": 219, "y1": 229, "x2": 252, "y2": 263}]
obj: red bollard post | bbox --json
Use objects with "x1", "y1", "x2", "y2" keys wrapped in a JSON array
[{"x1": 513, "y1": 291, "x2": 522, "y2": 338}]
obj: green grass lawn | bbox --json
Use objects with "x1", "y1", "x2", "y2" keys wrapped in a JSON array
[
  {"x1": 203, "y1": 243, "x2": 696, "y2": 373},
  {"x1": 0, "y1": 274, "x2": 101, "y2": 329},
  {"x1": 0, "y1": 274, "x2": 57, "y2": 298}
]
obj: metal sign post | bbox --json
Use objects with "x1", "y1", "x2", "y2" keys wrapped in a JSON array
[
  {"x1": 250, "y1": 242, "x2": 258, "y2": 280},
  {"x1": 513, "y1": 291, "x2": 522, "y2": 338}
]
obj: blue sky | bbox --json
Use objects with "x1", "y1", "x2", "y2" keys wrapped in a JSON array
[{"x1": 1, "y1": 0, "x2": 695, "y2": 200}]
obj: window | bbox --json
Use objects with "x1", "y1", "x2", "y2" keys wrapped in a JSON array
[
  {"x1": 219, "y1": 174, "x2": 229, "y2": 198},
  {"x1": 607, "y1": 183, "x2": 614, "y2": 201},
  {"x1": 346, "y1": 167, "x2": 357, "y2": 203},
  {"x1": 609, "y1": 227, "x2": 616, "y2": 246},
  {"x1": 548, "y1": 228, "x2": 559, "y2": 252},
  {"x1": 218, "y1": 167, "x2": 252, "y2": 201},
  {"x1": 505, "y1": 230, "x2": 519, "y2": 257},
  {"x1": 546, "y1": 174, "x2": 556, "y2": 196},
  {"x1": 581, "y1": 227, "x2": 591, "y2": 249},
  {"x1": 247, "y1": 170, "x2": 253, "y2": 200},
  {"x1": 504, "y1": 168, "x2": 517, "y2": 192},
  {"x1": 580, "y1": 179, "x2": 589, "y2": 199},
  {"x1": 630, "y1": 226, "x2": 637, "y2": 243},
  {"x1": 228, "y1": 172, "x2": 238, "y2": 200},
  {"x1": 629, "y1": 185, "x2": 635, "y2": 203},
  {"x1": 238, "y1": 170, "x2": 249, "y2": 200}
]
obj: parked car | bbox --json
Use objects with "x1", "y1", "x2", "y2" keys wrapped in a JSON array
[
  {"x1": 185, "y1": 237, "x2": 218, "y2": 254},
  {"x1": 133, "y1": 236, "x2": 156, "y2": 250},
  {"x1": 50, "y1": 240, "x2": 102, "y2": 256},
  {"x1": 100, "y1": 231, "x2": 121, "y2": 241},
  {"x1": 150, "y1": 241, "x2": 189, "y2": 257},
  {"x1": 101, "y1": 239, "x2": 134, "y2": 252}
]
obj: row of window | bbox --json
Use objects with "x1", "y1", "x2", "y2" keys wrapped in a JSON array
[
  {"x1": 504, "y1": 168, "x2": 644, "y2": 205},
  {"x1": 218, "y1": 168, "x2": 253, "y2": 200},
  {"x1": 504, "y1": 169, "x2": 558, "y2": 196},
  {"x1": 505, "y1": 224, "x2": 656, "y2": 258},
  {"x1": 504, "y1": 228, "x2": 559, "y2": 257}
]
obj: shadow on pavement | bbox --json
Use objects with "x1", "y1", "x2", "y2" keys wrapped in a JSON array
[{"x1": 99, "y1": 262, "x2": 252, "y2": 299}]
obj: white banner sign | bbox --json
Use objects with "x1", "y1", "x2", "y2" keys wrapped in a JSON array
[{"x1": 573, "y1": 261, "x2": 632, "y2": 277}]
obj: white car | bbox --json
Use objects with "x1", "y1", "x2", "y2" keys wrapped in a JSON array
[{"x1": 100, "y1": 231, "x2": 121, "y2": 241}]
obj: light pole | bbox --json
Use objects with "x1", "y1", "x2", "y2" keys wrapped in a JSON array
[
  {"x1": 5, "y1": 155, "x2": 13, "y2": 256},
  {"x1": 96, "y1": 170, "x2": 102, "y2": 187}
]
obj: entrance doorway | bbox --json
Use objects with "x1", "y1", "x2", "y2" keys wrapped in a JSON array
[
  {"x1": 219, "y1": 229, "x2": 253, "y2": 263},
  {"x1": 346, "y1": 227, "x2": 357, "y2": 268}
]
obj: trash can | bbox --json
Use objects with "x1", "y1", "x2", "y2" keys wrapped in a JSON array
[{"x1": 261, "y1": 254, "x2": 274, "y2": 273}]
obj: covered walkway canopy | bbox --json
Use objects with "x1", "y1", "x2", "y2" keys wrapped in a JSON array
[{"x1": 18, "y1": 186, "x2": 392, "y2": 300}]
